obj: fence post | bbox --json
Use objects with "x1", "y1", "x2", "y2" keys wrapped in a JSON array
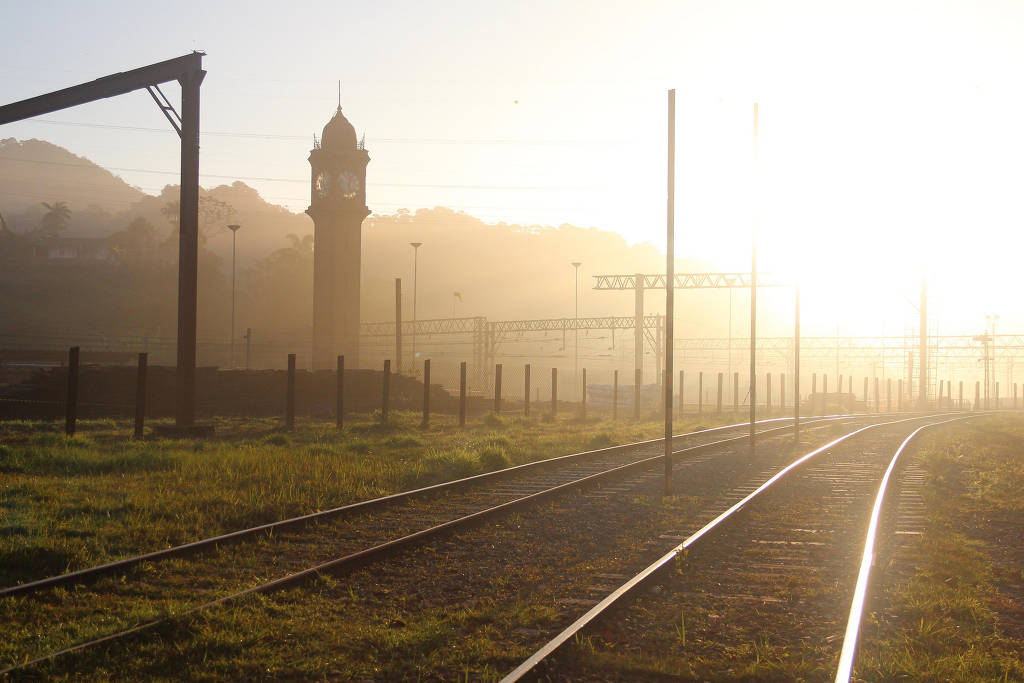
[
  {"x1": 494, "y1": 363, "x2": 502, "y2": 413},
  {"x1": 524, "y1": 364, "x2": 531, "y2": 417},
  {"x1": 781, "y1": 373, "x2": 786, "y2": 412},
  {"x1": 679, "y1": 370, "x2": 685, "y2": 416},
  {"x1": 613, "y1": 369, "x2": 619, "y2": 420},
  {"x1": 873, "y1": 377, "x2": 879, "y2": 412},
  {"x1": 395, "y1": 278, "x2": 403, "y2": 375},
  {"x1": 421, "y1": 359, "x2": 430, "y2": 428},
  {"x1": 733, "y1": 372, "x2": 739, "y2": 414},
  {"x1": 812, "y1": 373, "x2": 817, "y2": 414},
  {"x1": 244, "y1": 328, "x2": 252, "y2": 370},
  {"x1": 959, "y1": 380, "x2": 963, "y2": 410},
  {"x1": 898, "y1": 379, "x2": 903, "y2": 412},
  {"x1": 633, "y1": 368, "x2": 640, "y2": 419},
  {"x1": 342, "y1": 358, "x2": 350, "y2": 428},
  {"x1": 64, "y1": 346, "x2": 79, "y2": 436},
  {"x1": 286, "y1": 353, "x2": 296, "y2": 430},
  {"x1": 887, "y1": 378, "x2": 892, "y2": 412},
  {"x1": 459, "y1": 361, "x2": 467, "y2": 426},
  {"x1": 552, "y1": 368, "x2": 558, "y2": 417},
  {"x1": 134, "y1": 352, "x2": 147, "y2": 439},
  {"x1": 697, "y1": 371, "x2": 703, "y2": 414},
  {"x1": 823, "y1": 374, "x2": 828, "y2": 394},
  {"x1": 938, "y1": 380, "x2": 944, "y2": 409},
  {"x1": 382, "y1": 359, "x2": 391, "y2": 423},
  {"x1": 716, "y1": 372, "x2": 723, "y2": 414},
  {"x1": 580, "y1": 368, "x2": 587, "y2": 421},
  {"x1": 766, "y1": 373, "x2": 772, "y2": 413},
  {"x1": 974, "y1": 381, "x2": 980, "y2": 411}
]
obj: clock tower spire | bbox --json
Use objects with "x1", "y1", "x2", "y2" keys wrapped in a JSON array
[{"x1": 308, "y1": 101, "x2": 370, "y2": 369}]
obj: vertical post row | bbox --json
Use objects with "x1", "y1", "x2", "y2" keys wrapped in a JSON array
[
  {"x1": 336, "y1": 355, "x2": 344, "y2": 430},
  {"x1": 286, "y1": 353, "x2": 296, "y2": 430},
  {"x1": 421, "y1": 358, "x2": 431, "y2": 428},
  {"x1": 716, "y1": 372, "x2": 723, "y2": 414},
  {"x1": 459, "y1": 361, "x2": 467, "y2": 426},
  {"x1": 494, "y1": 364, "x2": 503, "y2": 413},
  {"x1": 381, "y1": 359, "x2": 391, "y2": 423},
  {"x1": 552, "y1": 368, "x2": 559, "y2": 417},
  {"x1": 134, "y1": 352, "x2": 148, "y2": 439},
  {"x1": 65, "y1": 346, "x2": 80, "y2": 436},
  {"x1": 524, "y1": 364, "x2": 531, "y2": 416}
]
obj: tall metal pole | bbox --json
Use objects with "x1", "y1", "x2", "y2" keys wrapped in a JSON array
[
  {"x1": 749, "y1": 103, "x2": 758, "y2": 456},
  {"x1": 918, "y1": 273, "x2": 927, "y2": 410},
  {"x1": 664, "y1": 89, "x2": 675, "y2": 495},
  {"x1": 794, "y1": 284, "x2": 800, "y2": 440},
  {"x1": 572, "y1": 261, "x2": 582, "y2": 401},
  {"x1": 175, "y1": 67, "x2": 204, "y2": 427},
  {"x1": 228, "y1": 224, "x2": 240, "y2": 369},
  {"x1": 410, "y1": 242, "x2": 422, "y2": 371}
]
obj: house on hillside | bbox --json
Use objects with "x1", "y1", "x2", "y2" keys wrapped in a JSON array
[{"x1": 30, "y1": 236, "x2": 114, "y2": 265}]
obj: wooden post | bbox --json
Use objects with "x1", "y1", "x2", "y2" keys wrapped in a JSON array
[
  {"x1": 887, "y1": 378, "x2": 892, "y2": 412},
  {"x1": 863, "y1": 377, "x2": 868, "y2": 410},
  {"x1": 382, "y1": 359, "x2": 391, "y2": 423},
  {"x1": 581, "y1": 367, "x2": 587, "y2": 420},
  {"x1": 698, "y1": 371, "x2": 703, "y2": 414},
  {"x1": 64, "y1": 346, "x2": 79, "y2": 436},
  {"x1": 421, "y1": 359, "x2": 431, "y2": 428},
  {"x1": 898, "y1": 379, "x2": 903, "y2": 412},
  {"x1": 766, "y1": 373, "x2": 772, "y2": 413},
  {"x1": 336, "y1": 355, "x2": 344, "y2": 430},
  {"x1": 874, "y1": 377, "x2": 879, "y2": 412},
  {"x1": 938, "y1": 380, "x2": 944, "y2": 409},
  {"x1": 494, "y1": 363, "x2": 502, "y2": 413},
  {"x1": 733, "y1": 372, "x2": 739, "y2": 414},
  {"x1": 552, "y1": 367, "x2": 559, "y2": 417},
  {"x1": 974, "y1": 381, "x2": 980, "y2": 411},
  {"x1": 781, "y1": 373, "x2": 786, "y2": 413},
  {"x1": 959, "y1": 380, "x2": 963, "y2": 410},
  {"x1": 823, "y1": 374, "x2": 828, "y2": 395},
  {"x1": 613, "y1": 369, "x2": 619, "y2": 420},
  {"x1": 633, "y1": 367, "x2": 641, "y2": 419},
  {"x1": 679, "y1": 370, "x2": 684, "y2": 416},
  {"x1": 285, "y1": 353, "x2": 296, "y2": 430},
  {"x1": 524, "y1": 364, "x2": 531, "y2": 416},
  {"x1": 134, "y1": 352, "x2": 147, "y2": 439},
  {"x1": 716, "y1": 372, "x2": 723, "y2": 414},
  {"x1": 459, "y1": 361, "x2": 467, "y2": 426}
]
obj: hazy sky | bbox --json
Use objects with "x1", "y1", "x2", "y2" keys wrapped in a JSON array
[{"x1": 3, "y1": 0, "x2": 1024, "y2": 337}]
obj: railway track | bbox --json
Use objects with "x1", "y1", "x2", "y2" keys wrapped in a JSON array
[
  {"x1": 501, "y1": 414, "x2": 976, "y2": 681},
  {"x1": 1, "y1": 414, "x2": 859, "y2": 674}
]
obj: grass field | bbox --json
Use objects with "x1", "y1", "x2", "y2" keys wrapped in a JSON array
[{"x1": 0, "y1": 409, "x2": 739, "y2": 587}]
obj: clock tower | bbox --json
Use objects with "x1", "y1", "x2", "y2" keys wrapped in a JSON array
[{"x1": 308, "y1": 104, "x2": 370, "y2": 369}]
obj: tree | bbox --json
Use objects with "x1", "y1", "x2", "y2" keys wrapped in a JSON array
[
  {"x1": 38, "y1": 201, "x2": 71, "y2": 235},
  {"x1": 107, "y1": 216, "x2": 157, "y2": 264}
]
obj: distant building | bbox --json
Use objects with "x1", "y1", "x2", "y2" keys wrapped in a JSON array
[
  {"x1": 307, "y1": 102, "x2": 370, "y2": 369},
  {"x1": 31, "y1": 236, "x2": 113, "y2": 265}
]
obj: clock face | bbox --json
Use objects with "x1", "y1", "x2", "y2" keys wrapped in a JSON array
[
  {"x1": 337, "y1": 170, "x2": 360, "y2": 199},
  {"x1": 314, "y1": 172, "x2": 329, "y2": 198}
]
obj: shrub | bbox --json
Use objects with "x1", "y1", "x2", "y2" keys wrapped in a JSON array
[
  {"x1": 483, "y1": 413, "x2": 506, "y2": 428},
  {"x1": 478, "y1": 447, "x2": 510, "y2": 470}
]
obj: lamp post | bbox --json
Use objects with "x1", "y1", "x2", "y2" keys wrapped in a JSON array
[
  {"x1": 571, "y1": 261, "x2": 582, "y2": 400},
  {"x1": 410, "y1": 242, "x2": 422, "y2": 371},
  {"x1": 227, "y1": 224, "x2": 241, "y2": 369}
]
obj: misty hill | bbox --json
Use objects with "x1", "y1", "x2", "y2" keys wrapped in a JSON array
[
  {"x1": 1, "y1": 138, "x2": 747, "y2": 362},
  {"x1": 0, "y1": 138, "x2": 145, "y2": 227}
]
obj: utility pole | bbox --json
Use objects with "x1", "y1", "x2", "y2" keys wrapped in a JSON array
[
  {"x1": 228, "y1": 223, "x2": 240, "y2": 369},
  {"x1": 918, "y1": 274, "x2": 927, "y2": 411},
  {"x1": 749, "y1": 102, "x2": 759, "y2": 456},
  {"x1": 410, "y1": 242, "x2": 422, "y2": 372},
  {"x1": 664, "y1": 89, "x2": 675, "y2": 495},
  {"x1": 572, "y1": 261, "x2": 582, "y2": 401}
]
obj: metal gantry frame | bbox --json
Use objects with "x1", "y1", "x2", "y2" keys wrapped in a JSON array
[{"x1": 0, "y1": 53, "x2": 206, "y2": 427}]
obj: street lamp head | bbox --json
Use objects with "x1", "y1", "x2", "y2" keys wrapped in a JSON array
[
  {"x1": 228, "y1": 224, "x2": 241, "y2": 232},
  {"x1": 571, "y1": 261, "x2": 582, "y2": 269},
  {"x1": 410, "y1": 242, "x2": 422, "y2": 249}
]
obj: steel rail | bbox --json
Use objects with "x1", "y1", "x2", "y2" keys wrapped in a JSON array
[
  {"x1": 499, "y1": 412, "x2": 959, "y2": 682},
  {"x1": 1, "y1": 416, "x2": 859, "y2": 675},
  {"x1": 0, "y1": 414, "x2": 833, "y2": 598},
  {"x1": 833, "y1": 414, "x2": 981, "y2": 682}
]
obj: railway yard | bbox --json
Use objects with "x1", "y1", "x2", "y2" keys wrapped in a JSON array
[{"x1": 2, "y1": 412, "x2": 1021, "y2": 681}]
